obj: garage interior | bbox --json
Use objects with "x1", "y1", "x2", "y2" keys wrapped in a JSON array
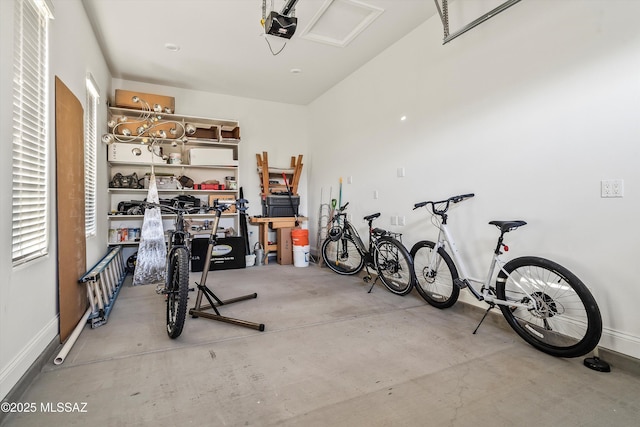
[{"x1": 2, "y1": 0, "x2": 640, "y2": 426}]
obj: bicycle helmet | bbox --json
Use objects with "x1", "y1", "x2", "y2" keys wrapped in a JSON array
[{"x1": 328, "y1": 226, "x2": 343, "y2": 241}]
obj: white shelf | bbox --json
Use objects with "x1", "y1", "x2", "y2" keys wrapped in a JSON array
[
  {"x1": 107, "y1": 161, "x2": 238, "y2": 170},
  {"x1": 108, "y1": 213, "x2": 237, "y2": 219},
  {"x1": 108, "y1": 106, "x2": 239, "y2": 129},
  {"x1": 107, "y1": 106, "x2": 241, "y2": 145},
  {"x1": 106, "y1": 103, "x2": 242, "y2": 245},
  {"x1": 108, "y1": 188, "x2": 238, "y2": 194}
]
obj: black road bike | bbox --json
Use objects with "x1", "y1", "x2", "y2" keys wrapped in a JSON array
[
  {"x1": 321, "y1": 202, "x2": 415, "y2": 295},
  {"x1": 142, "y1": 198, "x2": 263, "y2": 339}
]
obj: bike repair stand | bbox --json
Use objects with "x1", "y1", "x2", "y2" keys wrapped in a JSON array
[{"x1": 188, "y1": 199, "x2": 265, "y2": 332}]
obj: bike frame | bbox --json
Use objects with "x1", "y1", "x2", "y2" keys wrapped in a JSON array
[
  {"x1": 166, "y1": 214, "x2": 189, "y2": 280},
  {"x1": 339, "y1": 215, "x2": 375, "y2": 265},
  {"x1": 432, "y1": 222, "x2": 536, "y2": 311}
]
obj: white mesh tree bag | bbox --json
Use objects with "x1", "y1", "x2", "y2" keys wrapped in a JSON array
[{"x1": 132, "y1": 174, "x2": 167, "y2": 286}]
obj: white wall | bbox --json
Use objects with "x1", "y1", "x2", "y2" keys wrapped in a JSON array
[
  {"x1": 2, "y1": 0, "x2": 639, "y2": 401},
  {"x1": 308, "y1": 0, "x2": 640, "y2": 358},
  {"x1": 0, "y1": 0, "x2": 111, "y2": 400}
]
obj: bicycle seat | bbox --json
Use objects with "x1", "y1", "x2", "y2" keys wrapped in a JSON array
[
  {"x1": 363, "y1": 213, "x2": 381, "y2": 221},
  {"x1": 489, "y1": 220, "x2": 527, "y2": 233}
]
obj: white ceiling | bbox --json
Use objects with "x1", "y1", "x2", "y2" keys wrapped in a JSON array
[{"x1": 81, "y1": 0, "x2": 437, "y2": 105}]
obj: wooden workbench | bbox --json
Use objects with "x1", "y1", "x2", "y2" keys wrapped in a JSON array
[{"x1": 249, "y1": 216, "x2": 307, "y2": 264}]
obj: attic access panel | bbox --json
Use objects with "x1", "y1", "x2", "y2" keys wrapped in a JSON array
[
  {"x1": 434, "y1": 0, "x2": 522, "y2": 44},
  {"x1": 300, "y1": 0, "x2": 384, "y2": 47}
]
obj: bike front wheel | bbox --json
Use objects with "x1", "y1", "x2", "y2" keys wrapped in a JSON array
[
  {"x1": 166, "y1": 247, "x2": 190, "y2": 339},
  {"x1": 496, "y1": 256, "x2": 602, "y2": 358},
  {"x1": 410, "y1": 240, "x2": 459, "y2": 308},
  {"x1": 374, "y1": 236, "x2": 415, "y2": 295},
  {"x1": 321, "y1": 235, "x2": 364, "y2": 275}
]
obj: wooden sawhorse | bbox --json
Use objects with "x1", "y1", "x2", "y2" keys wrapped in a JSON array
[{"x1": 249, "y1": 216, "x2": 308, "y2": 264}]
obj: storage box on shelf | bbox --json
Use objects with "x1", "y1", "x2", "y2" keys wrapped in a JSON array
[
  {"x1": 188, "y1": 147, "x2": 238, "y2": 166},
  {"x1": 262, "y1": 195, "x2": 300, "y2": 217},
  {"x1": 105, "y1": 95, "x2": 241, "y2": 247}
]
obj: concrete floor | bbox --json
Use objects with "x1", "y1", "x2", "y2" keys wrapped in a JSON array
[{"x1": 2, "y1": 263, "x2": 640, "y2": 427}]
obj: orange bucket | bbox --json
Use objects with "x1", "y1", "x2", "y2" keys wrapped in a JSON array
[{"x1": 291, "y1": 228, "x2": 309, "y2": 246}]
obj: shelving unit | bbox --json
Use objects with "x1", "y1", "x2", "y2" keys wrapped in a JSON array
[{"x1": 105, "y1": 103, "x2": 242, "y2": 246}]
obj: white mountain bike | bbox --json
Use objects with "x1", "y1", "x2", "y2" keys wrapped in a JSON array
[{"x1": 410, "y1": 193, "x2": 602, "y2": 358}]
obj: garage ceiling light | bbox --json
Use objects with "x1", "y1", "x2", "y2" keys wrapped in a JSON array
[{"x1": 300, "y1": 0, "x2": 384, "y2": 47}]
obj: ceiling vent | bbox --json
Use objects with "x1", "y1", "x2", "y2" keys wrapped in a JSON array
[{"x1": 300, "y1": 0, "x2": 384, "y2": 47}]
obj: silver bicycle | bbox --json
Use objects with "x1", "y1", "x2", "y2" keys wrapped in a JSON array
[{"x1": 411, "y1": 193, "x2": 602, "y2": 358}]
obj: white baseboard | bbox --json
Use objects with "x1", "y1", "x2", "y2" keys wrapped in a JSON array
[
  {"x1": 0, "y1": 316, "x2": 58, "y2": 400},
  {"x1": 599, "y1": 326, "x2": 640, "y2": 360}
]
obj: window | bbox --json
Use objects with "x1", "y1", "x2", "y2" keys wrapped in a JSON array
[
  {"x1": 84, "y1": 74, "x2": 99, "y2": 237},
  {"x1": 12, "y1": 0, "x2": 54, "y2": 265}
]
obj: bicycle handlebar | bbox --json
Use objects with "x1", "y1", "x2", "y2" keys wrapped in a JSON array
[
  {"x1": 413, "y1": 193, "x2": 475, "y2": 214},
  {"x1": 139, "y1": 197, "x2": 249, "y2": 215},
  {"x1": 138, "y1": 201, "x2": 201, "y2": 215}
]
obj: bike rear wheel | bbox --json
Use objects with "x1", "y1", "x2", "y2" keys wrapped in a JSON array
[
  {"x1": 410, "y1": 240, "x2": 459, "y2": 308},
  {"x1": 374, "y1": 236, "x2": 414, "y2": 295},
  {"x1": 496, "y1": 256, "x2": 602, "y2": 358},
  {"x1": 166, "y1": 247, "x2": 190, "y2": 339},
  {"x1": 321, "y1": 235, "x2": 364, "y2": 275}
]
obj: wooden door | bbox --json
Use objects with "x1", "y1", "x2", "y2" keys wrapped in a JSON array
[{"x1": 55, "y1": 77, "x2": 87, "y2": 342}]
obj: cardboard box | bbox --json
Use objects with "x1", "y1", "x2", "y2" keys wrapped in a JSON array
[
  {"x1": 107, "y1": 142, "x2": 163, "y2": 164},
  {"x1": 188, "y1": 147, "x2": 237, "y2": 166},
  {"x1": 220, "y1": 126, "x2": 241, "y2": 140},
  {"x1": 277, "y1": 228, "x2": 293, "y2": 265},
  {"x1": 190, "y1": 237, "x2": 246, "y2": 271},
  {"x1": 192, "y1": 126, "x2": 219, "y2": 140},
  {"x1": 114, "y1": 89, "x2": 176, "y2": 113},
  {"x1": 209, "y1": 194, "x2": 236, "y2": 213}
]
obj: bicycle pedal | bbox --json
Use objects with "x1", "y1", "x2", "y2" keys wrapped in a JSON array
[
  {"x1": 189, "y1": 287, "x2": 195, "y2": 292},
  {"x1": 363, "y1": 276, "x2": 372, "y2": 283},
  {"x1": 454, "y1": 278, "x2": 468, "y2": 288}
]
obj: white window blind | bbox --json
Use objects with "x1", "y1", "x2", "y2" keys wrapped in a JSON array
[
  {"x1": 12, "y1": 0, "x2": 54, "y2": 265},
  {"x1": 84, "y1": 74, "x2": 99, "y2": 237}
]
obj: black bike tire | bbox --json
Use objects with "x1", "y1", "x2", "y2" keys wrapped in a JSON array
[
  {"x1": 166, "y1": 247, "x2": 190, "y2": 339},
  {"x1": 321, "y1": 235, "x2": 364, "y2": 275},
  {"x1": 374, "y1": 236, "x2": 415, "y2": 295},
  {"x1": 410, "y1": 240, "x2": 460, "y2": 308},
  {"x1": 496, "y1": 256, "x2": 602, "y2": 358}
]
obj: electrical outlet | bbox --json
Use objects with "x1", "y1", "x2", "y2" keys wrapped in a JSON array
[
  {"x1": 373, "y1": 190, "x2": 378, "y2": 199},
  {"x1": 601, "y1": 179, "x2": 624, "y2": 198},
  {"x1": 390, "y1": 216, "x2": 398, "y2": 226},
  {"x1": 347, "y1": 176, "x2": 353, "y2": 184},
  {"x1": 397, "y1": 167, "x2": 405, "y2": 178},
  {"x1": 612, "y1": 179, "x2": 624, "y2": 197},
  {"x1": 398, "y1": 216, "x2": 406, "y2": 226}
]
